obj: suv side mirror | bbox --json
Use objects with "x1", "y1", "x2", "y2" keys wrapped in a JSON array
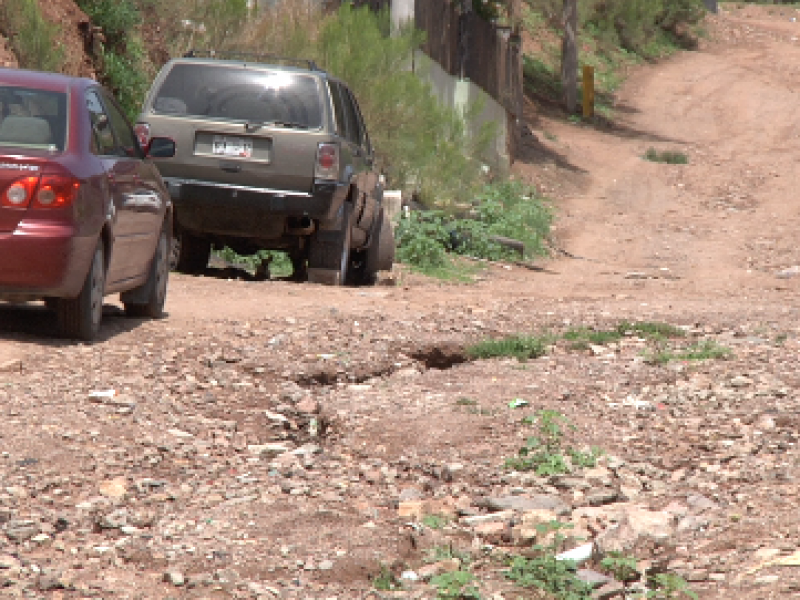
[{"x1": 146, "y1": 137, "x2": 176, "y2": 158}]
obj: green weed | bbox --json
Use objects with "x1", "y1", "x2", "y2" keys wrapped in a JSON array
[
  {"x1": 644, "y1": 147, "x2": 689, "y2": 164},
  {"x1": 425, "y1": 545, "x2": 472, "y2": 565},
  {"x1": 372, "y1": 564, "x2": 401, "y2": 591},
  {"x1": 647, "y1": 573, "x2": 698, "y2": 600},
  {"x1": 422, "y1": 514, "x2": 450, "y2": 529},
  {"x1": 505, "y1": 410, "x2": 602, "y2": 475},
  {"x1": 431, "y1": 570, "x2": 481, "y2": 600},
  {"x1": 564, "y1": 320, "x2": 684, "y2": 349},
  {"x1": 216, "y1": 247, "x2": 293, "y2": 278},
  {"x1": 505, "y1": 521, "x2": 593, "y2": 599},
  {"x1": 466, "y1": 334, "x2": 550, "y2": 361},
  {"x1": 646, "y1": 339, "x2": 732, "y2": 365},
  {"x1": 600, "y1": 551, "x2": 640, "y2": 583}
]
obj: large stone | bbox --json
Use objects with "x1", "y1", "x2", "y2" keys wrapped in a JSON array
[
  {"x1": 5, "y1": 520, "x2": 39, "y2": 542},
  {"x1": 99, "y1": 477, "x2": 128, "y2": 499},
  {"x1": 596, "y1": 506, "x2": 675, "y2": 553},
  {"x1": 512, "y1": 509, "x2": 560, "y2": 543},
  {"x1": 482, "y1": 494, "x2": 571, "y2": 516}
]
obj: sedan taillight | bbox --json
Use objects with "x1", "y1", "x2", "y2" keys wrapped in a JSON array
[
  {"x1": 315, "y1": 143, "x2": 340, "y2": 180},
  {"x1": 0, "y1": 174, "x2": 80, "y2": 209},
  {"x1": 34, "y1": 175, "x2": 80, "y2": 208},
  {"x1": 1, "y1": 176, "x2": 39, "y2": 208}
]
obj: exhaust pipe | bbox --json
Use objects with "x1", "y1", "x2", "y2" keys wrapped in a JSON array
[{"x1": 287, "y1": 216, "x2": 316, "y2": 235}]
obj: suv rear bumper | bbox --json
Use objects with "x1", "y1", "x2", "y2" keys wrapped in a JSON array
[{"x1": 164, "y1": 178, "x2": 349, "y2": 238}]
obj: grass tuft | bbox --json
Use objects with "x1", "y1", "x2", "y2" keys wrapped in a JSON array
[
  {"x1": 644, "y1": 147, "x2": 689, "y2": 164},
  {"x1": 466, "y1": 334, "x2": 550, "y2": 361}
]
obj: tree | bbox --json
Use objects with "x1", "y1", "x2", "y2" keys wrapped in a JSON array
[{"x1": 560, "y1": 0, "x2": 577, "y2": 113}]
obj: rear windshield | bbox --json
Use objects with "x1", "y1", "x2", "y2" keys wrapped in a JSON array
[
  {"x1": 153, "y1": 63, "x2": 324, "y2": 129},
  {"x1": 0, "y1": 87, "x2": 67, "y2": 152}
]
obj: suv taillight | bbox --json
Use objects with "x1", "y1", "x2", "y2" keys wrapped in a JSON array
[
  {"x1": 134, "y1": 123, "x2": 151, "y2": 149},
  {"x1": 315, "y1": 143, "x2": 339, "y2": 180}
]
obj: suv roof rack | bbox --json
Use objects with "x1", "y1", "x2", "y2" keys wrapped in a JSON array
[{"x1": 183, "y1": 50, "x2": 320, "y2": 71}]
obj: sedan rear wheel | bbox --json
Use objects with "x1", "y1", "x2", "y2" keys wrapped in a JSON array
[
  {"x1": 57, "y1": 242, "x2": 105, "y2": 341},
  {"x1": 123, "y1": 226, "x2": 170, "y2": 318}
]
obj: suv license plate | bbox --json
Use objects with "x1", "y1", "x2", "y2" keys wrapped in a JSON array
[{"x1": 212, "y1": 135, "x2": 253, "y2": 158}]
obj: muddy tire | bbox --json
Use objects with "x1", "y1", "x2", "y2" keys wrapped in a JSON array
[
  {"x1": 350, "y1": 208, "x2": 394, "y2": 285},
  {"x1": 171, "y1": 226, "x2": 210, "y2": 274},
  {"x1": 56, "y1": 242, "x2": 105, "y2": 341},
  {"x1": 307, "y1": 203, "x2": 352, "y2": 286},
  {"x1": 123, "y1": 226, "x2": 170, "y2": 318}
]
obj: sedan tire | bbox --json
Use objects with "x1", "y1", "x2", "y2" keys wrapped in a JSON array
[
  {"x1": 56, "y1": 242, "x2": 105, "y2": 341},
  {"x1": 123, "y1": 226, "x2": 170, "y2": 318}
]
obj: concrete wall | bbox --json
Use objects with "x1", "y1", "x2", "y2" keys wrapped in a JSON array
[{"x1": 415, "y1": 52, "x2": 511, "y2": 175}]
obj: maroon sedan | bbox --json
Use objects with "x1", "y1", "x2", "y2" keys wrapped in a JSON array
[{"x1": 0, "y1": 69, "x2": 176, "y2": 340}]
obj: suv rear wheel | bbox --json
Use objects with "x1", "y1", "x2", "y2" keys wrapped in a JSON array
[
  {"x1": 171, "y1": 226, "x2": 211, "y2": 274},
  {"x1": 307, "y1": 203, "x2": 352, "y2": 286},
  {"x1": 349, "y1": 208, "x2": 394, "y2": 285}
]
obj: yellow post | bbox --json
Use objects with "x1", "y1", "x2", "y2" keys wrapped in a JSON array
[{"x1": 582, "y1": 65, "x2": 595, "y2": 119}]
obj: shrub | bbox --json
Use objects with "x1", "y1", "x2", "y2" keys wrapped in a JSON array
[
  {"x1": 100, "y1": 38, "x2": 151, "y2": 120},
  {"x1": 0, "y1": 0, "x2": 64, "y2": 72}
]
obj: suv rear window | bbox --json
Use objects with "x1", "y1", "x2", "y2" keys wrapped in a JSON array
[
  {"x1": 0, "y1": 87, "x2": 67, "y2": 151},
  {"x1": 153, "y1": 63, "x2": 324, "y2": 129}
]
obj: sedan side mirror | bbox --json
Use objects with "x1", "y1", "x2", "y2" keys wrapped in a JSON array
[{"x1": 146, "y1": 137, "x2": 176, "y2": 158}]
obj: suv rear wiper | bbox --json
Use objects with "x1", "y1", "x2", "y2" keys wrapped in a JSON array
[{"x1": 245, "y1": 120, "x2": 310, "y2": 132}]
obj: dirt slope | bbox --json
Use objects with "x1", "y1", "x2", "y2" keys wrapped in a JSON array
[{"x1": 2, "y1": 4, "x2": 800, "y2": 600}]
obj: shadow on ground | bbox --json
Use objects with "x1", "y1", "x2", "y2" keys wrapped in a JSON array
[{"x1": 0, "y1": 302, "x2": 162, "y2": 345}]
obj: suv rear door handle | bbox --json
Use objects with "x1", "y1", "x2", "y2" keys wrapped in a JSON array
[{"x1": 220, "y1": 163, "x2": 242, "y2": 173}]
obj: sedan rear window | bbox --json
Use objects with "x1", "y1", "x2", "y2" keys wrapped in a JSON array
[
  {"x1": 0, "y1": 87, "x2": 67, "y2": 151},
  {"x1": 153, "y1": 63, "x2": 324, "y2": 129}
]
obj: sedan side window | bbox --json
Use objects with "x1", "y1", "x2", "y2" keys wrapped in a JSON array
[
  {"x1": 85, "y1": 90, "x2": 116, "y2": 156},
  {"x1": 102, "y1": 93, "x2": 142, "y2": 158}
]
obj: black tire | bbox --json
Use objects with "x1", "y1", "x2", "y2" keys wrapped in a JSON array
[
  {"x1": 349, "y1": 207, "x2": 391, "y2": 286},
  {"x1": 171, "y1": 226, "x2": 210, "y2": 274},
  {"x1": 123, "y1": 226, "x2": 170, "y2": 318},
  {"x1": 56, "y1": 242, "x2": 105, "y2": 341},
  {"x1": 307, "y1": 203, "x2": 352, "y2": 286}
]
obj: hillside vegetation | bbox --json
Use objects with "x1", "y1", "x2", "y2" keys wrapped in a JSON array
[{"x1": 0, "y1": 0, "x2": 710, "y2": 274}]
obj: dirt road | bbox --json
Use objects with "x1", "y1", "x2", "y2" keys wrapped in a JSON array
[{"x1": 1, "y1": 5, "x2": 800, "y2": 599}]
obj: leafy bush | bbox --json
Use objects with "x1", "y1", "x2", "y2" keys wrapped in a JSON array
[
  {"x1": 395, "y1": 181, "x2": 552, "y2": 274},
  {"x1": 79, "y1": 0, "x2": 141, "y2": 39},
  {"x1": 100, "y1": 38, "x2": 151, "y2": 120},
  {"x1": 0, "y1": 0, "x2": 64, "y2": 72},
  {"x1": 395, "y1": 211, "x2": 452, "y2": 270},
  {"x1": 77, "y1": 0, "x2": 154, "y2": 120}
]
